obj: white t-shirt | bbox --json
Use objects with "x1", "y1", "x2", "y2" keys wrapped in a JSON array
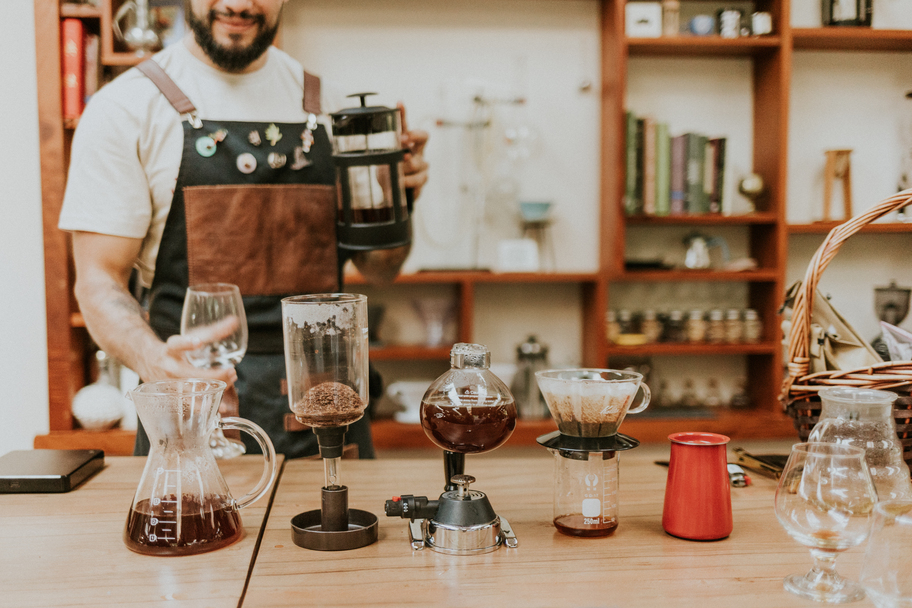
[{"x1": 59, "y1": 40, "x2": 336, "y2": 287}]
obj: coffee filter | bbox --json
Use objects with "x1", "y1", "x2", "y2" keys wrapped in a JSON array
[{"x1": 537, "y1": 372, "x2": 641, "y2": 437}]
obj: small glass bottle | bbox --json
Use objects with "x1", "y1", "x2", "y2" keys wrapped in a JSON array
[
  {"x1": 707, "y1": 309, "x2": 726, "y2": 344},
  {"x1": 729, "y1": 378, "x2": 751, "y2": 409},
  {"x1": 724, "y1": 309, "x2": 744, "y2": 344},
  {"x1": 617, "y1": 309, "x2": 634, "y2": 335},
  {"x1": 743, "y1": 308, "x2": 763, "y2": 343},
  {"x1": 606, "y1": 310, "x2": 621, "y2": 344},
  {"x1": 662, "y1": 0, "x2": 681, "y2": 36},
  {"x1": 704, "y1": 378, "x2": 723, "y2": 407},
  {"x1": 663, "y1": 310, "x2": 686, "y2": 343},
  {"x1": 641, "y1": 309, "x2": 663, "y2": 344},
  {"x1": 678, "y1": 379, "x2": 699, "y2": 408},
  {"x1": 685, "y1": 309, "x2": 707, "y2": 343}
]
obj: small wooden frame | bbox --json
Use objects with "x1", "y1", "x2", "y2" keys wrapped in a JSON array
[{"x1": 822, "y1": 149, "x2": 853, "y2": 221}]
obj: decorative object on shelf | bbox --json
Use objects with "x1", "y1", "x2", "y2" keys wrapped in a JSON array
[
  {"x1": 510, "y1": 335, "x2": 550, "y2": 420},
  {"x1": 782, "y1": 188, "x2": 912, "y2": 473},
  {"x1": 688, "y1": 15, "x2": 716, "y2": 36},
  {"x1": 685, "y1": 310, "x2": 707, "y2": 343},
  {"x1": 625, "y1": 2, "x2": 663, "y2": 38},
  {"x1": 412, "y1": 296, "x2": 456, "y2": 347},
  {"x1": 737, "y1": 173, "x2": 765, "y2": 212},
  {"x1": 113, "y1": 0, "x2": 161, "y2": 56},
  {"x1": 640, "y1": 309, "x2": 663, "y2": 343},
  {"x1": 663, "y1": 310, "x2": 687, "y2": 343},
  {"x1": 822, "y1": 149, "x2": 853, "y2": 221},
  {"x1": 717, "y1": 9, "x2": 743, "y2": 38},
  {"x1": 386, "y1": 380, "x2": 430, "y2": 424},
  {"x1": 823, "y1": 0, "x2": 873, "y2": 26},
  {"x1": 495, "y1": 238, "x2": 540, "y2": 272},
  {"x1": 661, "y1": 0, "x2": 680, "y2": 35},
  {"x1": 518, "y1": 201, "x2": 555, "y2": 271},
  {"x1": 71, "y1": 350, "x2": 125, "y2": 431},
  {"x1": 706, "y1": 309, "x2": 726, "y2": 344},
  {"x1": 751, "y1": 11, "x2": 773, "y2": 35},
  {"x1": 742, "y1": 309, "x2": 762, "y2": 343},
  {"x1": 682, "y1": 233, "x2": 729, "y2": 269},
  {"x1": 724, "y1": 309, "x2": 744, "y2": 343}
]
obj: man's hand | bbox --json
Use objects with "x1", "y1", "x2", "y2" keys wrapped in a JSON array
[{"x1": 398, "y1": 102, "x2": 429, "y2": 199}]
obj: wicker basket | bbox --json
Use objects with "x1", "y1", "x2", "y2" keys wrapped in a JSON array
[{"x1": 781, "y1": 188, "x2": 912, "y2": 471}]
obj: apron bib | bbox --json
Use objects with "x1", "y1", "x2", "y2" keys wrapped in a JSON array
[{"x1": 133, "y1": 59, "x2": 374, "y2": 459}]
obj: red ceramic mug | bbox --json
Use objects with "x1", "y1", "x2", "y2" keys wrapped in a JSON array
[{"x1": 662, "y1": 432, "x2": 732, "y2": 541}]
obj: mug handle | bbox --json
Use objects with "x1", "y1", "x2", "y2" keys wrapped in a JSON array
[
  {"x1": 219, "y1": 416, "x2": 277, "y2": 510},
  {"x1": 627, "y1": 383, "x2": 651, "y2": 414}
]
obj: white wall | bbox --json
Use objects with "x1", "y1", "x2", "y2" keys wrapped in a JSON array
[{"x1": 0, "y1": 2, "x2": 49, "y2": 453}]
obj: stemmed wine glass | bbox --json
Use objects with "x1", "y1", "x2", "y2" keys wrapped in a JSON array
[
  {"x1": 859, "y1": 499, "x2": 912, "y2": 607},
  {"x1": 775, "y1": 442, "x2": 878, "y2": 603},
  {"x1": 181, "y1": 283, "x2": 248, "y2": 459}
]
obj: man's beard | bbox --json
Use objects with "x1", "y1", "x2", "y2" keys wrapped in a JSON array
[{"x1": 186, "y1": 7, "x2": 279, "y2": 72}]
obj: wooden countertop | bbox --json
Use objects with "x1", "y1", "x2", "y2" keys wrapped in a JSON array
[
  {"x1": 0, "y1": 455, "x2": 281, "y2": 608},
  {"x1": 244, "y1": 449, "x2": 875, "y2": 608},
  {"x1": 0, "y1": 449, "x2": 877, "y2": 607}
]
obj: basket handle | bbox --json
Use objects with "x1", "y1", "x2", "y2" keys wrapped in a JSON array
[{"x1": 784, "y1": 188, "x2": 912, "y2": 386}]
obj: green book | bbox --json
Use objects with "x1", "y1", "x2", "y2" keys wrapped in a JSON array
[
  {"x1": 624, "y1": 111, "x2": 639, "y2": 216},
  {"x1": 685, "y1": 133, "x2": 707, "y2": 214},
  {"x1": 654, "y1": 122, "x2": 671, "y2": 216}
]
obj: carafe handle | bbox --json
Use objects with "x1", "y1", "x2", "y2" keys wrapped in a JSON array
[
  {"x1": 219, "y1": 417, "x2": 277, "y2": 510},
  {"x1": 628, "y1": 383, "x2": 651, "y2": 415}
]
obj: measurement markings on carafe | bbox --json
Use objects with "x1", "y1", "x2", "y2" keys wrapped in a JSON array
[{"x1": 149, "y1": 468, "x2": 181, "y2": 542}]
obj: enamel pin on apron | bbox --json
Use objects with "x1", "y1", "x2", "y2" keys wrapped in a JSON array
[
  {"x1": 268, "y1": 152, "x2": 287, "y2": 169},
  {"x1": 236, "y1": 152, "x2": 257, "y2": 174},
  {"x1": 265, "y1": 123, "x2": 282, "y2": 146},
  {"x1": 195, "y1": 129, "x2": 227, "y2": 158},
  {"x1": 300, "y1": 113, "x2": 317, "y2": 153},
  {"x1": 291, "y1": 146, "x2": 310, "y2": 170},
  {"x1": 248, "y1": 130, "x2": 262, "y2": 146}
]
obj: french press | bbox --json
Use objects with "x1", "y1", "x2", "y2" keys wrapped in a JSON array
[{"x1": 330, "y1": 93, "x2": 412, "y2": 252}]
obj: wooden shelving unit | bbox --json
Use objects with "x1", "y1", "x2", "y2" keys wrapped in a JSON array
[{"x1": 34, "y1": 1, "x2": 912, "y2": 452}]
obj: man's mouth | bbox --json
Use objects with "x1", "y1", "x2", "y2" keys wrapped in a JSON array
[{"x1": 210, "y1": 10, "x2": 265, "y2": 34}]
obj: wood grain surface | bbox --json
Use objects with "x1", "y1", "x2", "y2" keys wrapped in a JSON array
[
  {"x1": 0, "y1": 455, "x2": 281, "y2": 608},
  {"x1": 244, "y1": 448, "x2": 875, "y2": 608}
]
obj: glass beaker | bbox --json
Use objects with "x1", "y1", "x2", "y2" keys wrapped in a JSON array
[
  {"x1": 809, "y1": 387, "x2": 912, "y2": 500},
  {"x1": 549, "y1": 449, "x2": 620, "y2": 537},
  {"x1": 124, "y1": 379, "x2": 277, "y2": 556}
]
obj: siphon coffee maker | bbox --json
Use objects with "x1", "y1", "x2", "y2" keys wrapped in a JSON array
[
  {"x1": 123, "y1": 379, "x2": 277, "y2": 556},
  {"x1": 535, "y1": 369, "x2": 650, "y2": 537},
  {"x1": 384, "y1": 343, "x2": 519, "y2": 554},
  {"x1": 331, "y1": 93, "x2": 412, "y2": 252},
  {"x1": 282, "y1": 293, "x2": 378, "y2": 551}
]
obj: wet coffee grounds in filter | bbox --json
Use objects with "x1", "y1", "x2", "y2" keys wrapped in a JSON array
[{"x1": 293, "y1": 381, "x2": 365, "y2": 427}]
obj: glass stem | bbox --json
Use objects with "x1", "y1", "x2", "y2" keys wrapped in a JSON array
[
  {"x1": 324, "y1": 456, "x2": 341, "y2": 489},
  {"x1": 807, "y1": 548, "x2": 842, "y2": 586}
]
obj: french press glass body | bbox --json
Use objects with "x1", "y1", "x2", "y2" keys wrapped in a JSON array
[{"x1": 330, "y1": 93, "x2": 412, "y2": 251}]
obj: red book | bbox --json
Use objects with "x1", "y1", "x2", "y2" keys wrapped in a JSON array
[{"x1": 61, "y1": 18, "x2": 85, "y2": 120}]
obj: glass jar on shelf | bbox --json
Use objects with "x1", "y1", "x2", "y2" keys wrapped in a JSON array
[
  {"x1": 641, "y1": 309, "x2": 663, "y2": 344},
  {"x1": 743, "y1": 308, "x2": 762, "y2": 343},
  {"x1": 606, "y1": 310, "x2": 621, "y2": 344},
  {"x1": 724, "y1": 309, "x2": 744, "y2": 344},
  {"x1": 663, "y1": 310, "x2": 686, "y2": 343},
  {"x1": 685, "y1": 309, "x2": 707, "y2": 343},
  {"x1": 706, "y1": 309, "x2": 726, "y2": 344},
  {"x1": 617, "y1": 309, "x2": 634, "y2": 335}
]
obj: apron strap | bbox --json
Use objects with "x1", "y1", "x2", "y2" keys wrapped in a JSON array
[
  {"x1": 136, "y1": 59, "x2": 197, "y2": 115},
  {"x1": 303, "y1": 70, "x2": 321, "y2": 115}
]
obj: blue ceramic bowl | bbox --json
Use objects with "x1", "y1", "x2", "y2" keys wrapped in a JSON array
[{"x1": 519, "y1": 201, "x2": 552, "y2": 222}]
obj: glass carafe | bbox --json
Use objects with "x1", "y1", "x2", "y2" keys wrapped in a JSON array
[
  {"x1": 809, "y1": 387, "x2": 912, "y2": 500},
  {"x1": 124, "y1": 379, "x2": 277, "y2": 555}
]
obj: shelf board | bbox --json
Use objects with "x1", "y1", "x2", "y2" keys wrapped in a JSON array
[
  {"x1": 346, "y1": 270, "x2": 601, "y2": 286},
  {"x1": 101, "y1": 51, "x2": 152, "y2": 67},
  {"x1": 60, "y1": 3, "x2": 102, "y2": 18},
  {"x1": 612, "y1": 269, "x2": 779, "y2": 282},
  {"x1": 626, "y1": 212, "x2": 778, "y2": 226},
  {"x1": 627, "y1": 35, "x2": 781, "y2": 57},
  {"x1": 792, "y1": 27, "x2": 912, "y2": 51},
  {"x1": 33, "y1": 429, "x2": 136, "y2": 455},
  {"x1": 369, "y1": 344, "x2": 452, "y2": 361},
  {"x1": 787, "y1": 221, "x2": 912, "y2": 234},
  {"x1": 370, "y1": 409, "x2": 796, "y2": 449},
  {"x1": 606, "y1": 342, "x2": 778, "y2": 357}
]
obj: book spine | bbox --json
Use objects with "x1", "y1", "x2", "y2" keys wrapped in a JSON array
[
  {"x1": 709, "y1": 137, "x2": 727, "y2": 214},
  {"x1": 685, "y1": 133, "x2": 707, "y2": 214},
  {"x1": 624, "y1": 111, "x2": 639, "y2": 216},
  {"x1": 670, "y1": 134, "x2": 687, "y2": 216},
  {"x1": 634, "y1": 117, "x2": 645, "y2": 215},
  {"x1": 642, "y1": 117, "x2": 657, "y2": 215},
  {"x1": 702, "y1": 138, "x2": 714, "y2": 214},
  {"x1": 61, "y1": 19, "x2": 85, "y2": 120},
  {"x1": 83, "y1": 33, "x2": 100, "y2": 105},
  {"x1": 654, "y1": 122, "x2": 671, "y2": 216}
]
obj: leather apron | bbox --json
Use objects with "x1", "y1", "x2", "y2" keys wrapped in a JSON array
[{"x1": 133, "y1": 60, "x2": 375, "y2": 459}]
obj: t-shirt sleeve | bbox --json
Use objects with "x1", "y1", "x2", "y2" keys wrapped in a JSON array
[{"x1": 58, "y1": 91, "x2": 154, "y2": 238}]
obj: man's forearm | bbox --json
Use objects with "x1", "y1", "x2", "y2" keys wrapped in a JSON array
[{"x1": 75, "y1": 274, "x2": 164, "y2": 381}]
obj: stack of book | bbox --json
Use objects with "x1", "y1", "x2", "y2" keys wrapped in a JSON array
[
  {"x1": 61, "y1": 18, "x2": 101, "y2": 121},
  {"x1": 624, "y1": 111, "x2": 727, "y2": 217}
]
